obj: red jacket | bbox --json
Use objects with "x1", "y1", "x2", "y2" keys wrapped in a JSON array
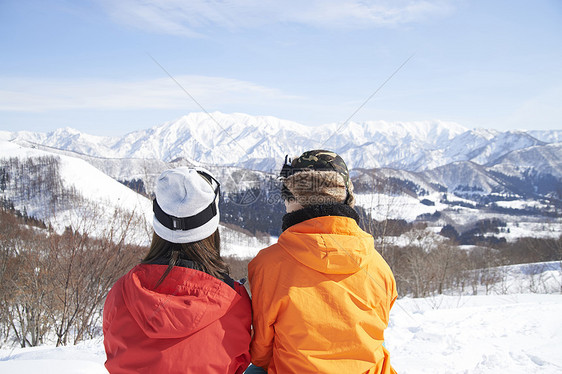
[{"x1": 103, "y1": 264, "x2": 251, "y2": 373}]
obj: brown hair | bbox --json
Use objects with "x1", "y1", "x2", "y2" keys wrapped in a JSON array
[{"x1": 141, "y1": 229, "x2": 229, "y2": 288}]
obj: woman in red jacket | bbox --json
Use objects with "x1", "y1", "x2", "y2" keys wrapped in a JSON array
[{"x1": 103, "y1": 167, "x2": 251, "y2": 374}]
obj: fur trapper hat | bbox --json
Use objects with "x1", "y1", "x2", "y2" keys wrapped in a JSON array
[{"x1": 280, "y1": 150, "x2": 355, "y2": 207}]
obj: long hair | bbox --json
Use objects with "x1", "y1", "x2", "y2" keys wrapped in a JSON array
[{"x1": 141, "y1": 229, "x2": 229, "y2": 288}]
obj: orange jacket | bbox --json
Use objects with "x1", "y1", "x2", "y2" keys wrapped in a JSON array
[
  {"x1": 249, "y1": 215, "x2": 397, "y2": 374},
  {"x1": 103, "y1": 264, "x2": 251, "y2": 373}
]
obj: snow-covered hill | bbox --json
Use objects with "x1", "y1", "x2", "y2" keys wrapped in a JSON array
[
  {"x1": 0, "y1": 139, "x2": 153, "y2": 244},
  {"x1": 489, "y1": 142, "x2": 562, "y2": 179},
  {"x1": 1, "y1": 291, "x2": 560, "y2": 373},
  {"x1": 0, "y1": 139, "x2": 270, "y2": 252}
]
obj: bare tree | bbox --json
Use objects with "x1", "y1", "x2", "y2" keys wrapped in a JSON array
[
  {"x1": 0, "y1": 208, "x2": 53, "y2": 347},
  {"x1": 0, "y1": 201, "x2": 148, "y2": 347},
  {"x1": 354, "y1": 169, "x2": 412, "y2": 268},
  {"x1": 429, "y1": 241, "x2": 464, "y2": 295},
  {"x1": 46, "y1": 204, "x2": 147, "y2": 346}
]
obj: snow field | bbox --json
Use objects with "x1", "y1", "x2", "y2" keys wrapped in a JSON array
[
  {"x1": 355, "y1": 192, "x2": 442, "y2": 222},
  {"x1": 387, "y1": 294, "x2": 562, "y2": 373},
  {"x1": 0, "y1": 338, "x2": 107, "y2": 373},
  {"x1": 1, "y1": 293, "x2": 561, "y2": 374}
]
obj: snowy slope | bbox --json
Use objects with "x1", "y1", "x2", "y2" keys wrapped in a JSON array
[
  {"x1": 0, "y1": 139, "x2": 271, "y2": 253},
  {"x1": 0, "y1": 140, "x2": 153, "y2": 243},
  {"x1": 529, "y1": 130, "x2": 562, "y2": 144},
  {"x1": 388, "y1": 293, "x2": 562, "y2": 373},
  {"x1": 1, "y1": 293, "x2": 560, "y2": 373},
  {"x1": 0, "y1": 141, "x2": 150, "y2": 213},
  {"x1": 489, "y1": 142, "x2": 562, "y2": 178},
  {"x1": 424, "y1": 161, "x2": 506, "y2": 195}
]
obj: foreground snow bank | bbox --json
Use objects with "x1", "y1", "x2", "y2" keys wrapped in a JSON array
[
  {"x1": 0, "y1": 338, "x2": 106, "y2": 373},
  {"x1": 1, "y1": 294, "x2": 561, "y2": 373},
  {"x1": 387, "y1": 293, "x2": 562, "y2": 373}
]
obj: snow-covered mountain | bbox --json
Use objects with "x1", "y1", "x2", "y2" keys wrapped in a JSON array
[
  {"x1": 1, "y1": 112, "x2": 561, "y2": 242},
  {"x1": 4, "y1": 112, "x2": 560, "y2": 173}
]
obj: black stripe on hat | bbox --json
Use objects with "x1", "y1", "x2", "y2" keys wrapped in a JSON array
[{"x1": 153, "y1": 198, "x2": 217, "y2": 231}]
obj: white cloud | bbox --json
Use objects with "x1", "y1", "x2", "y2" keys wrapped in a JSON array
[
  {"x1": 0, "y1": 75, "x2": 301, "y2": 112},
  {"x1": 98, "y1": 0, "x2": 454, "y2": 36},
  {"x1": 292, "y1": 0, "x2": 453, "y2": 27}
]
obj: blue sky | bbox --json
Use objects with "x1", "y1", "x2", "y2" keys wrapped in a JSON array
[{"x1": 1, "y1": 0, "x2": 561, "y2": 136}]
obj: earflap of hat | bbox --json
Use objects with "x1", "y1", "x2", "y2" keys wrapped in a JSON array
[{"x1": 283, "y1": 170, "x2": 349, "y2": 206}]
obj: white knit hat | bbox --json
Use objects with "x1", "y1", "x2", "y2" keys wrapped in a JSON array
[{"x1": 153, "y1": 167, "x2": 220, "y2": 243}]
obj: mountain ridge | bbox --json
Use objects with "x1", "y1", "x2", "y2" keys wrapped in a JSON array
[{"x1": 3, "y1": 112, "x2": 560, "y2": 174}]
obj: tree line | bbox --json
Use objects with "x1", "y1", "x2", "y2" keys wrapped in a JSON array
[
  {"x1": 1, "y1": 156, "x2": 80, "y2": 217},
  {"x1": 0, "y1": 205, "x2": 146, "y2": 348}
]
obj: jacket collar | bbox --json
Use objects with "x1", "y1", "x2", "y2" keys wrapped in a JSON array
[
  {"x1": 278, "y1": 213, "x2": 374, "y2": 275},
  {"x1": 282, "y1": 203, "x2": 360, "y2": 232},
  {"x1": 146, "y1": 255, "x2": 236, "y2": 289}
]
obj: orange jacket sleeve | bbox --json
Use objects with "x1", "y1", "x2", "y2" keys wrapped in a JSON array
[{"x1": 248, "y1": 252, "x2": 277, "y2": 370}]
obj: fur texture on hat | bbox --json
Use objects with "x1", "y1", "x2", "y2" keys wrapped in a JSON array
[
  {"x1": 153, "y1": 167, "x2": 220, "y2": 243},
  {"x1": 283, "y1": 170, "x2": 355, "y2": 207}
]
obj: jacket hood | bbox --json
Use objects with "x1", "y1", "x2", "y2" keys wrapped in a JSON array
[
  {"x1": 121, "y1": 264, "x2": 240, "y2": 339},
  {"x1": 277, "y1": 215, "x2": 375, "y2": 274}
]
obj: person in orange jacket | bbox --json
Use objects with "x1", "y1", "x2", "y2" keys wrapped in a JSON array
[
  {"x1": 103, "y1": 167, "x2": 251, "y2": 374},
  {"x1": 247, "y1": 150, "x2": 397, "y2": 374}
]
